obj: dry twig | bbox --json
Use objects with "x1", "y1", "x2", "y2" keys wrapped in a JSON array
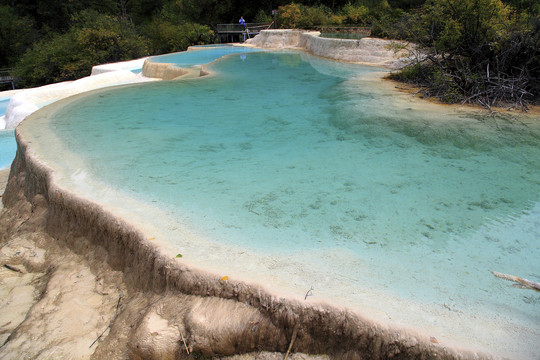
[
  {"x1": 180, "y1": 329, "x2": 190, "y2": 354},
  {"x1": 304, "y1": 286, "x2": 314, "y2": 300},
  {"x1": 491, "y1": 271, "x2": 540, "y2": 292},
  {"x1": 89, "y1": 293, "x2": 123, "y2": 348},
  {"x1": 2, "y1": 264, "x2": 23, "y2": 273}
]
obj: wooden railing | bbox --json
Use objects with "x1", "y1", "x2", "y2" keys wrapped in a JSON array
[
  {"x1": 216, "y1": 23, "x2": 273, "y2": 42},
  {"x1": 217, "y1": 23, "x2": 268, "y2": 33},
  {"x1": 0, "y1": 68, "x2": 15, "y2": 89}
]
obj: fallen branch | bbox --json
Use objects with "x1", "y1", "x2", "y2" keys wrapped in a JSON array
[
  {"x1": 284, "y1": 323, "x2": 300, "y2": 360},
  {"x1": 3, "y1": 264, "x2": 23, "y2": 273},
  {"x1": 491, "y1": 271, "x2": 540, "y2": 292},
  {"x1": 304, "y1": 286, "x2": 314, "y2": 300},
  {"x1": 180, "y1": 329, "x2": 190, "y2": 354}
]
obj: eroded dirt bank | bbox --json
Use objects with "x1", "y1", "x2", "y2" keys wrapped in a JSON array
[{"x1": 0, "y1": 134, "x2": 485, "y2": 359}]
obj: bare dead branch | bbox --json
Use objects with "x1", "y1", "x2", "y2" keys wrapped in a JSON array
[{"x1": 492, "y1": 271, "x2": 540, "y2": 292}]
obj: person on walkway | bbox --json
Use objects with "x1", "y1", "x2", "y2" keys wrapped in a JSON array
[{"x1": 239, "y1": 16, "x2": 246, "y2": 28}]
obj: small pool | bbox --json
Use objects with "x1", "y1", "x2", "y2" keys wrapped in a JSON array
[
  {"x1": 0, "y1": 129, "x2": 16, "y2": 169},
  {"x1": 0, "y1": 98, "x2": 9, "y2": 115},
  {"x1": 0, "y1": 97, "x2": 16, "y2": 169},
  {"x1": 149, "y1": 45, "x2": 263, "y2": 67}
]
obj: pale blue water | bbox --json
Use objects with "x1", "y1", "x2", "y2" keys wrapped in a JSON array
[
  {"x1": 43, "y1": 49, "x2": 540, "y2": 354},
  {"x1": 149, "y1": 45, "x2": 262, "y2": 66},
  {"x1": 0, "y1": 99, "x2": 9, "y2": 115},
  {"x1": 1, "y1": 97, "x2": 17, "y2": 169},
  {"x1": 0, "y1": 129, "x2": 16, "y2": 169}
]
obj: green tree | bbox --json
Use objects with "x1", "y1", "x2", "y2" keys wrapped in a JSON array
[
  {"x1": 341, "y1": 3, "x2": 369, "y2": 24},
  {"x1": 299, "y1": 5, "x2": 332, "y2": 27},
  {"x1": 14, "y1": 10, "x2": 149, "y2": 87},
  {"x1": 10, "y1": 0, "x2": 119, "y2": 32},
  {"x1": 278, "y1": 3, "x2": 303, "y2": 28},
  {"x1": 391, "y1": 0, "x2": 539, "y2": 108},
  {"x1": 142, "y1": 18, "x2": 215, "y2": 54},
  {"x1": 126, "y1": 0, "x2": 165, "y2": 24},
  {"x1": 0, "y1": 5, "x2": 37, "y2": 67},
  {"x1": 161, "y1": 0, "x2": 233, "y2": 25}
]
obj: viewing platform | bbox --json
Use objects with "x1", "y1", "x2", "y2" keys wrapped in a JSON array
[{"x1": 216, "y1": 23, "x2": 273, "y2": 43}]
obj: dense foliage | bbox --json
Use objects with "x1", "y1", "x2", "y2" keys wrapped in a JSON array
[
  {"x1": 387, "y1": 0, "x2": 540, "y2": 108},
  {"x1": 1, "y1": 0, "x2": 538, "y2": 108},
  {"x1": 14, "y1": 10, "x2": 149, "y2": 87}
]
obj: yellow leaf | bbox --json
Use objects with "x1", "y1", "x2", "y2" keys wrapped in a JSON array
[{"x1": 220, "y1": 276, "x2": 229, "y2": 282}]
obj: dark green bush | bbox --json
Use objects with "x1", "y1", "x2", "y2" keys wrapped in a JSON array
[{"x1": 389, "y1": 0, "x2": 539, "y2": 108}]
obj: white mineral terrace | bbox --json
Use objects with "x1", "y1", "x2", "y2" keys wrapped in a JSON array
[
  {"x1": 0, "y1": 58, "x2": 153, "y2": 130},
  {"x1": 245, "y1": 29, "x2": 411, "y2": 68}
]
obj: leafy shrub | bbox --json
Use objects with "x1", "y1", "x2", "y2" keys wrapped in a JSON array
[
  {"x1": 299, "y1": 5, "x2": 332, "y2": 28},
  {"x1": 329, "y1": 14, "x2": 346, "y2": 25},
  {"x1": 278, "y1": 3, "x2": 333, "y2": 28},
  {"x1": 341, "y1": 3, "x2": 369, "y2": 24},
  {"x1": 278, "y1": 3, "x2": 303, "y2": 28}
]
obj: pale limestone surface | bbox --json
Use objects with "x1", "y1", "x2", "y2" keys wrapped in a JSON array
[
  {"x1": 245, "y1": 30, "x2": 412, "y2": 68},
  {"x1": 1, "y1": 62, "x2": 157, "y2": 130},
  {"x1": 0, "y1": 169, "x2": 332, "y2": 359},
  {"x1": 91, "y1": 57, "x2": 148, "y2": 75},
  {"x1": 141, "y1": 60, "x2": 194, "y2": 80}
]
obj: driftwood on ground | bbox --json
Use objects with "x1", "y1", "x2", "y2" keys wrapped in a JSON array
[{"x1": 491, "y1": 271, "x2": 540, "y2": 292}]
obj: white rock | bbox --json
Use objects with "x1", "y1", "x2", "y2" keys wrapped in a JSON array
[{"x1": 2, "y1": 69, "x2": 156, "y2": 129}]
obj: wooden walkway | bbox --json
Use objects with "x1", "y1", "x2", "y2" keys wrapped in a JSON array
[
  {"x1": 0, "y1": 69, "x2": 15, "y2": 89},
  {"x1": 216, "y1": 23, "x2": 273, "y2": 43}
]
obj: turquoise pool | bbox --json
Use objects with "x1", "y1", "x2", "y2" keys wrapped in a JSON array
[
  {"x1": 1, "y1": 97, "x2": 15, "y2": 169},
  {"x1": 0, "y1": 129, "x2": 16, "y2": 170},
  {"x1": 148, "y1": 45, "x2": 263, "y2": 66},
  {"x1": 26, "y1": 48, "x2": 540, "y2": 357},
  {"x1": 0, "y1": 98, "x2": 9, "y2": 115}
]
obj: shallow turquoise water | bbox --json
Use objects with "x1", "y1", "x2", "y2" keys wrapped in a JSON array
[
  {"x1": 1, "y1": 98, "x2": 16, "y2": 170},
  {"x1": 45, "y1": 49, "x2": 540, "y2": 353},
  {"x1": 0, "y1": 99, "x2": 9, "y2": 115},
  {"x1": 149, "y1": 45, "x2": 262, "y2": 66},
  {"x1": 0, "y1": 129, "x2": 15, "y2": 169}
]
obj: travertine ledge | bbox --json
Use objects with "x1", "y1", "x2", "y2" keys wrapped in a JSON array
[
  {"x1": 141, "y1": 59, "x2": 211, "y2": 80},
  {"x1": 246, "y1": 29, "x2": 411, "y2": 68},
  {"x1": 0, "y1": 124, "x2": 486, "y2": 358},
  {"x1": 142, "y1": 60, "x2": 189, "y2": 80}
]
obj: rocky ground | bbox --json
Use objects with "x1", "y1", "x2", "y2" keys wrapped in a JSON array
[{"x1": 0, "y1": 168, "x2": 329, "y2": 360}]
